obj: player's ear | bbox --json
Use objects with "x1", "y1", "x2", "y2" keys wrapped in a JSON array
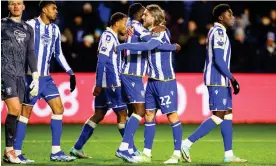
[
  {"x1": 22, "y1": 4, "x2": 25, "y2": 11},
  {"x1": 218, "y1": 16, "x2": 223, "y2": 21}
]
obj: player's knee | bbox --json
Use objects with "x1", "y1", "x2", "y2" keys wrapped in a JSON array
[
  {"x1": 145, "y1": 110, "x2": 155, "y2": 122},
  {"x1": 8, "y1": 105, "x2": 21, "y2": 116},
  {"x1": 91, "y1": 109, "x2": 107, "y2": 123},
  {"x1": 52, "y1": 104, "x2": 64, "y2": 115},
  {"x1": 213, "y1": 111, "x2": 225, "y2": 119},
  {"x1": 115, "y1": 109, "x2": 128, "y2": 123},
  {"x1": 21, "y1": 105, "x2": 33, "y2": 118},
  {"x1": 167, "y1": 112, "x2": 179, "y2": 124},
  {"x1": 134, "y1": 103, "x2": 145, "y2": 117}
]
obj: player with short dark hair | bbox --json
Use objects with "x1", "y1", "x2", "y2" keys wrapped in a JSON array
[
  {"x1": 116, "y1": 4, "x2": 183, "y2": 164},
  {"x1": 12, "y1": 0, "x2": 76, "y2": 163},
  {"x1": 181, "y1": 4, "x2": 247, "y2": 163},
  {"x1": 70, "y1": 12, "x2": 130, "y2": 159},
  {"x1": 1, "y1": 0, "x2": 38, "y2": 164}
]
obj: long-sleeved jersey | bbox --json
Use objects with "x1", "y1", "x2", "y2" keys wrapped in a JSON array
[
  {"x1": 1, "y1": 18, "x2": 37, "y2": 77},
  {"x1": 26, "y1": 17, "x2": 73, "y2": 76},
  {"x1": 96, "y1": 27, "x2": 121, "y2": 87},
  {"x1": 204, "y1": 22, "x2": 233, "y2": 87},
  {"x1": 117, "y1": 29, "x2": 176, "y2": 81}
]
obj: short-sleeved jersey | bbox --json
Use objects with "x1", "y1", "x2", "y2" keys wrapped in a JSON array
[
  {"x1": 1, "y1": 18, "x2": 34, "y2": 77},
  {"x1": 27, "y1": 17, "x2": 72, "y2": 76},
  {"x1": 204, "y1": 22, "x2": 231, "y2": 87},
  {"x1": 97, "y1": 27, "x2": 121, "y2": 87},
  {"x1": 122, "y1": 19, "x2": 151, "y2": 77},
  {"x1": 147, "y1": 29, "x2": 175, "y2": 81}
]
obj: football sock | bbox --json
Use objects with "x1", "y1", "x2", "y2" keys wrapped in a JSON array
[
  {"x1": 118, "y1": 123, "x2": 125, "y2": 137},
  {"x1": 221, "y1": 114, "x2": 233, "y2": 156},
  {"x1": 51, "y1": 114, "x2": 63, "y2": 154},
  {"x1": 14, "y1": 116, "x2": 29, "y2": 155},
  {"x1": 74, "y1": 119, "x2": 97, "y2": 150},
  {"x1": 188, "y1": 115, "x2": 222, "y2": 144},
  {"x1": 144, "y1": 121, "x2": 156, "y2": 154},
  {"x1": 5, "y1": 114, "x2": 17, "y2": 148},
  {"x1": 171, "y1": 121, "x2": 182, "y2": 152}
]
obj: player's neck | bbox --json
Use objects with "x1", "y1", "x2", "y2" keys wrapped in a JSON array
[
  {"x1": 217, "y1": 22, "x2": 227, "y2": 30},
  {"x1": 9, "y1": 16, "x2": 22, "y2": 23},
  {"x1": 40, "y1": 15, "x2": 51, "y2": 25},
  {"x1": 110, "y1": 26, "x2": 118, "y2": 35}
]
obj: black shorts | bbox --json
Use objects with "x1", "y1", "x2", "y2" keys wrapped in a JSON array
[{"x1": 1, "y1": 74, "x2": 26, "y2": 103}]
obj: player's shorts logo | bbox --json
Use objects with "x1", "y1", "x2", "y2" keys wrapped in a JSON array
[
  {"x1": 5, "y1": 87, "x2": 12, "y2": 95},
  {"x1": 140, "y1": 90, "x2": 145, "y2": 98},
  {"x1": 131, "y1": 82, "x2": 135, "y2": 87},
  {"x1": 223, "y1": 98, "x2": 227, "y2": 106},
  {"x1": 14, "y1": 30, "x2": 26, "y2": 43}
]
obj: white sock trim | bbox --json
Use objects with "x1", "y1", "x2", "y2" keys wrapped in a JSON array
[
  {"x1": 119, "y1": 142, "x2": 129, "y2": 151},
  {"x1": 118, "y1": 123, "x2": 125, "y2": 129},
  {"x1": 19, "y1": 116, "x2": 29, "y2": 124},
  {"x1": 128, "y1": 148, "x2": 134, "y2": 154},
  {"x1": 85, "y1": 120, "x2": 97, "y2": 128},
  {"x1": 211, "y1": 115, "x2": 223, "y2": 125},
  {"x1": 51, "y1": 114, "x2": 63, "y2": 120},
  {"x1": 224, "y1": 114, "x2": 233, "y2": 120},
  {"x1": 15, "y1": 150, "x2": 22, "y2": 156},
  {"x1": 52, "y1": 146, "x2": 61, "y2": 154},
  {"x1": 143, "y1": 148, "x2": 152, "y2": 157},
  {"x1": 173, "y1": 150, "x2": 181, "y2": 157},
  {"x1": 225, "y1": 150, "x2": 234, "y2": 157},
  {"x1": 132, "y1": 113, "x2": 142, "y2": 121},
  {"x1": 183, "y1": 139, "x2": 193, "y2": 148}
]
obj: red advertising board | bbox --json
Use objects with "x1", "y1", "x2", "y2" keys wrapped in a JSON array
[{"x1": 1, "y1": 73, "x2": 276, "y2": 124}]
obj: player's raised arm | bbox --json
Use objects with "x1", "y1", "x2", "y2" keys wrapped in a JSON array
[{"x1": 212, "y1": 29, "x2": 233, "y2": 79}]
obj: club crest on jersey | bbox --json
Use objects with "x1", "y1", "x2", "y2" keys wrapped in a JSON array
[
  {"x1": 14, "y1": 30, "x2": 26, "y2": 43},
  {"x1": 223, "y1": 98, "x2": 227, "y2": 106},
  {"x1": 42, "y1": 33, "x2": 51, "y2": 45},
  {"x1": 152, "y1": 32, "x2": 160, "y2": 37}
]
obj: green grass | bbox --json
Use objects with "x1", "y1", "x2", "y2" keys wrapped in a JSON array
[{"x1": 1, "y1": 124, "x2": 276, "y2": 165}]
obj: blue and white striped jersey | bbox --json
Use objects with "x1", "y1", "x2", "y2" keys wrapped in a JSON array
[
  {"x1": 148, "y1": 30, "x2": 175, "y2": 81},
  {"x1": 204, "y1": 22, "x2": 232, "y2": 87},
  {"x1": 27, "y1": 17, "x2": 73, "y2": 76},
  {"x1": 122, "y1": 19, "x2": 151, "y2": 77},
  {"x1": 97, "y1": 27, "x2": 121, "y2": 87}
]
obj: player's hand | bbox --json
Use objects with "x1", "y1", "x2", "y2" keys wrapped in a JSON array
[
  {"x1": 93, "y1": 87, "x2": 102, "y2": 96},
  {"x1": 152, "y1": 25, "x2": 167, "y2": 33},
  {"x1": 29, "y1": 72, "x2": 39, "y2": 97},
  {"x1": 231, "y1": 77, "x2": 240, "y2": 95},
  {"x1": 127, "y1": 26, "x2": 134, "y2": 36},
  {"x1": 174, "y1": 43, "x2": 181, "y2": 52},
  {"x1": 70, "y1": 75, "x2": 76, "y2": 92}
]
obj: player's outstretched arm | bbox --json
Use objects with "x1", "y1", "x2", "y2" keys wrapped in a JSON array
[{"x1": 117, "y1": 39, "x2": 161, "y2": 53}]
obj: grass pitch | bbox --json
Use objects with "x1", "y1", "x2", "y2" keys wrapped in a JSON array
[{"x1": 1, "y1": 124, "x2": 276, "y2": 165}]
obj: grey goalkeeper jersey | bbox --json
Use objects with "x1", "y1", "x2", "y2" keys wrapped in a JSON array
[{"x1": 1, "y1": 17, "x2": 37, "y2": 77}]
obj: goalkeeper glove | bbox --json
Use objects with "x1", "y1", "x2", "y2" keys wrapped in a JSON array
[
  {"x1": 29, "y1": 72, "x2": 39, "y2": 97},
  {"x1": 231, "y1": 78, "x2": 240, "y2": 95}
]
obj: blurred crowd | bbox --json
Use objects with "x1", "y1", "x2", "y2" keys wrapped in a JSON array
[{"x1": 2, "y1": 1, "x2": 276, "y2": 73}]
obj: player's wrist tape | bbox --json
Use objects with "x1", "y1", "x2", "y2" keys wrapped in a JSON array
[{"x1": 32, "y1": 72, "x2": 39, "y2": 80}]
